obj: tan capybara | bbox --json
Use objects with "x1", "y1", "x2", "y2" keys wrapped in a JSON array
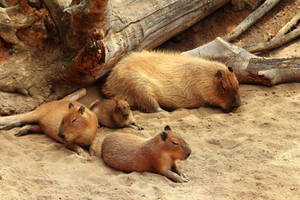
[
  {"x1": 0, "y1": 100, "x2": 98, "y2": 157},
  {"x1": 102, "y1": 51, "x2": 241, "y2": 113},
  {"x1": 89, "y1": 97, "x2": 142, "y2": 130},
  {"x1": 101, "y1": 125, "x2": 191, "y2": 183}
]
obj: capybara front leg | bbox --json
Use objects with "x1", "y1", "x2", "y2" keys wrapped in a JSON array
[
  {"x1": 160, "y1": 169, "x2": 189, "y2": 183},
  {"x1": 15, "y1": 125, "x2": 41, "y2": 137},
  {"x1": 64, "y1": 142, "x2": 91, "y2": 160},
  {"x1": 128, "y1": 123, "x2": 144, "y2": 131},
  {"x1": 171, "y1": 164, "x2": 189, "y2": 181}
]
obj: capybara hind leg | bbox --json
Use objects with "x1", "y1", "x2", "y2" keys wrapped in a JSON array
[
  {"x1": 15, "y1": 125, "x2": 41, "y2": 137},
  {"x1": 0, "y1": 111, "x2": 37, "y2": 130},
  {"x1": 132, "y1": 93, "x2": 161, "y2": 113},
  {"x1": 0, "y1": 121, "x2": 25, "y2": 130},
  {"x1": 160, "y1": 169, "x2": 189, "y2": 183}
]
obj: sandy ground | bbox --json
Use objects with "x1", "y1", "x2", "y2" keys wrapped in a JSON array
[
  {"x1": 1, "y1": 1, "x2": 300, "y2": 200},
  {"x1": 1, "y1": 83, "x2": 300, "y2": 200}
]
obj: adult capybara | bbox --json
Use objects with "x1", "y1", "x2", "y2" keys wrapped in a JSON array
[
  {"x1": 89, "y1": 97, "x2": 142, "y2": 129},
  {"x1": 0, "y1": 100, "x2": 98, "y2": 157},
  {"x1": 101, "y1": 125, "x2": 191, "y2": 183},
  {"x1": 102, "y1": 51, "x2": 241, "y2": 113}
]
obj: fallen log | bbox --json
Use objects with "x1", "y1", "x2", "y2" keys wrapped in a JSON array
[{"x1": 183, "y1": 37, "x2": 300, "y2": 86}]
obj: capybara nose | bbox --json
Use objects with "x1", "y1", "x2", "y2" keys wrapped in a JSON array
[
  {"x1": 58, "y1": 126, "x2": 65, "y2": 139},
  {"x1": 185, "y1": 146, "x2": 192, "y2": 159}
]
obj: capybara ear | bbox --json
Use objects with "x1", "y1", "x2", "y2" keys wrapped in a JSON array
[
  {"x1": 78, "y1": 106, "x2": 85, "y2": 115},
  {"x1": 161, "y1": 131, "x2": 168, "y2": 141},
  {"x1": 164, "y1": 125, "x2": 171, "y2": 131},
  {"x1": 68, "y1": 103, "x2": 74, "y2": 109},
  {"x1": 228, "y1": 66, "x2": 233, "y2": 72},
  {"x1": 216, "y1": 70, "x2": 224, "y2": 79}
]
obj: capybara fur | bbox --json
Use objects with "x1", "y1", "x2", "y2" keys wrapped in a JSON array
[
  {"x1": 0, "y1": 100, "x2": 98, "y2": 157},
  {"x1": 102, "y1": 51, "x2": 241, "y2": 113},
  {"x1": 89, "y1": 97, "x2": 138, "y2": 129},
  {"x1": 101, "y1": 125, "x2": 191, "y2": 183}
]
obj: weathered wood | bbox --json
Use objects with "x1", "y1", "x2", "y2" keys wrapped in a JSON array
[
  {"x1": 244, "y1": 28, "x2": 300, "y2": 53},
  {"x1": 223, "y1": 0, "x2": 281, "y2": 42},
  {"x1": 183, "y1": 37, "x2": 300, "y2": 86}
]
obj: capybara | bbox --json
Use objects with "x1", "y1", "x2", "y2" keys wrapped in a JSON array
[
  {"x1": 101, "y1": 125, "x2": 191, "y2": 183},
  {"x1": 102, "y1": 51, "x2": 241, "y2": 113},
  {"x1": 0, "y1": 100, "x2": 98, "y2": 157},
  {"x1": 89, "y1": 97, "x2": 142, "y2": 129}
]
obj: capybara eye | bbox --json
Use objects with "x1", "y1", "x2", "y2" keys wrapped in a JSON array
[
  {"x1": 228, "y1": 66, "x2": 233, "y2": 72},
  {"x1": 72, "y1": 119, "x2": 76, "y2": 123},
  {"x1": 172, "y1": 141, "x2": 179, "y2": 146},
  {"x1": 78, "y1": 106, "x2": 85, "y2": 114},
  {"x1": 164, "y1": 125, "x2": 171, "y2": 131},
  {"x1": 68, "y1": 103, "x2": 74, "y2": 109}
]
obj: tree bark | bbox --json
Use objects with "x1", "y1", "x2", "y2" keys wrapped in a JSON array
[
  {"x1": 0, "y1": 0, "x2": 230, "y2": 115},
  {"x1": 183, "y1": 37, "x2": 300, "y2": 86}
]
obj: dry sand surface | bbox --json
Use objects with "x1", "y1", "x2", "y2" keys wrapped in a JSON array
[
  {"x1": 0, "y1": 83, "x2": 300, "y2": 200},
  {"x1": 1, "y1": 1, "x2": 300, "y2": 199}
]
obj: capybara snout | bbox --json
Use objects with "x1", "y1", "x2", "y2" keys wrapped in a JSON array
[
  {"x1": 184, "y1": 143, "x2": 192, "y2": 160},
  {"x1": 224, "y1": 91, "x2": 241, "y2": 112},
  {"x1": 215, "y1": 67, "x2": 241, "y2": 112}
]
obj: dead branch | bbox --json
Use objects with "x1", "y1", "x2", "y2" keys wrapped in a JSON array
[
  {"x1": 244, "y1": 28, "x2": 300, "y2": 53},
  {"x1": 63, "y1": 88, "x2": 87, "y2": 101},
  {"x1": 183, "y1": 37, "x2": 300, "y2": 86},
  {"x1": 275, "y1": 13, "x2": 300, "y2": 37},
  {"x1": 223, "y1": 0, "x2": 281, "y2": 42}
]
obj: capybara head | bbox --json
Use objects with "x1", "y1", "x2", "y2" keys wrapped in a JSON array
[
  {"x1": 158, "y1": 125, "x2": 191, "y2": 160},
  {"x1": 113, "y1": 97, "x2": 135, "y2": 127},
  {"x1": 213, "y1": 66, "x2": 241, "y2": 112},
  {"x1": 58, "y1": 103, "x2": 89, "y2": 142}
]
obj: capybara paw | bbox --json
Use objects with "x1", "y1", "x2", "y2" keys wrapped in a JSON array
[
  {"x1": 0, "y1": 124, "x2": 13, "y2": 130},
  {"x1": 14, "y1": 130, "x2": 26, "y2": 137},
  {"x1": 156, "y1": 107, "x2": 163, "y2": 112},
  {"x1": 181, "y1": 174, "x2": 190, "y2": 182},
  {"x1": 177, "y1": 176, "x2": 189, "y2": 183}
]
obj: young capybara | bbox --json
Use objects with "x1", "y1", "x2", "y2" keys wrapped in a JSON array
[
  {"x1": 102, "y1": 51, "x2": 241, "y2": 113},
  {"x1": 101, "y1": 125, "x2": 191, "y2": 183},
  {"x1": 0, "y1": 100, "x2": 98, "y2": 157},
  {"x1": 89, "y1": 97, "x2": 142, "y2": 129}
]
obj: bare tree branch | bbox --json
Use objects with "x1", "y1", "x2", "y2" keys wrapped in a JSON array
[
  {"x1": 223, "y1": 0, "x2": 281, "y2": 42},
  {"x1": 244, "y1": 28, "x2": 300, "y2": 53},
  {"x1": 275, "y1": 13, "x2": 300, "y2": 37}
]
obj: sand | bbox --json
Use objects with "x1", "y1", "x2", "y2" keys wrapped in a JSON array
[
  {"x1": 0, "y1": 82, "x2": 300, "y2": 200},
  {"x1": 1, "y1": 1, "x2": 300, "y2": 199}
]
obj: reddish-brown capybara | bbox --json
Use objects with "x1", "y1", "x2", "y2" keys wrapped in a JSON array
[{"x1": 101, "y1": 125, "x2": 191, "y2": 183}]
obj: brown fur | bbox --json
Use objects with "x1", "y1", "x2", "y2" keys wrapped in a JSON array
[
  {"x1": 101, "y1": 125, "x2": 191, "y2": 182},
  {"x1": 0, "y1": 100, "x2": 98, "y2": 156},
  {"x1": 102, "y1": 51, "x2": 241, "y2": 113},
  {"x1": 89, "y1": 97, "x2": 137, "y2": 129}
]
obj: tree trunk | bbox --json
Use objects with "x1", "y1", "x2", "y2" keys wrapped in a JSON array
[{"x1": 0, "y1": 0, "x2": 229, "y2": 115}]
